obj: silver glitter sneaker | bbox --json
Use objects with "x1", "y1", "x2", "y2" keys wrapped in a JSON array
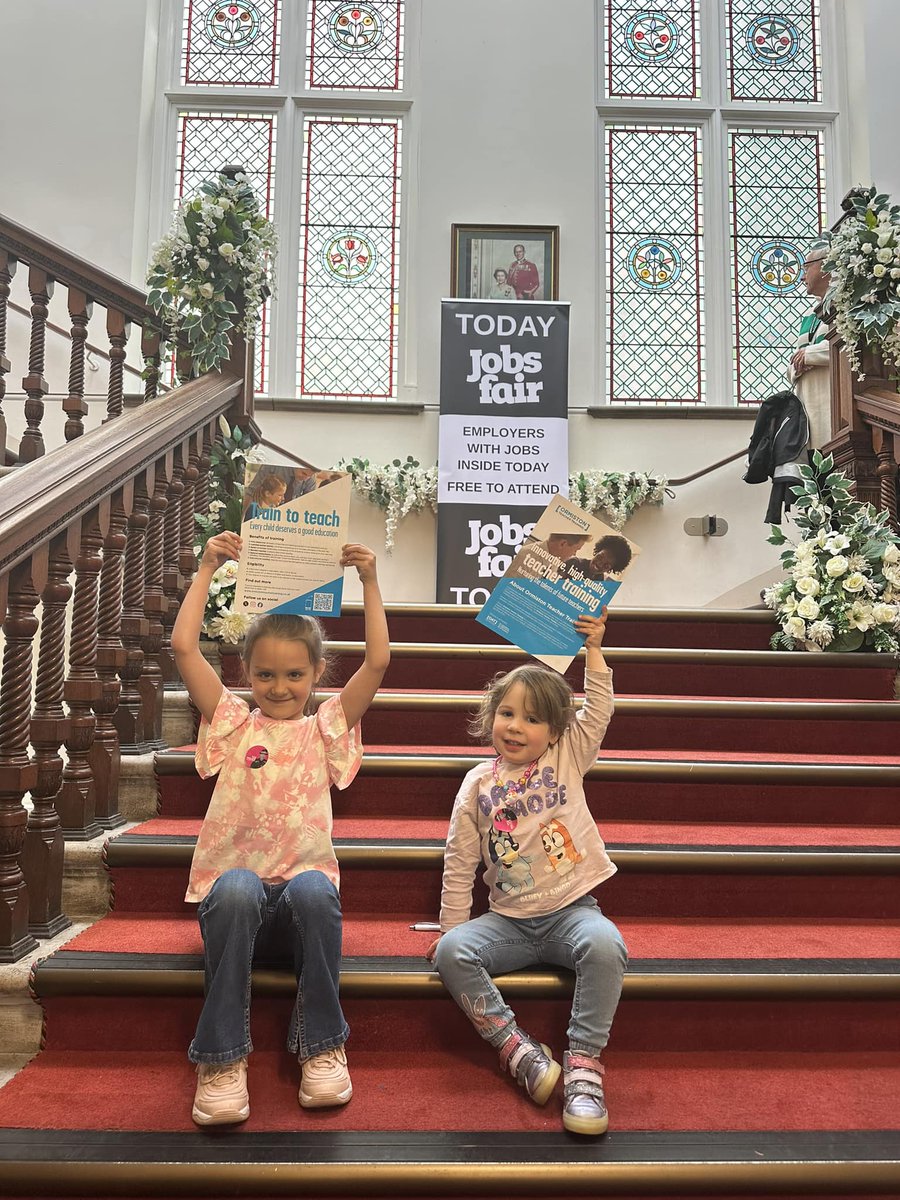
[
  {"x1": 562, "y1": 1050, "x2": 608, "y2": 1135},
  {"x1": 497, "y1": 1029, "x2": 561, "y2": 1106}
]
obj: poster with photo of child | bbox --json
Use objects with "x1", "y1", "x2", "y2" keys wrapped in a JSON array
[{"x1": 476, "y1": 493, "x2": 640, "y2": 673}]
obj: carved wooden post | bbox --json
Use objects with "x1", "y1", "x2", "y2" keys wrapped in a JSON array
[
  {"x1": 139, "y1": 464, "x2": 169, "y2": 749},
  {"x1": 64, "y1": 288, "x2": 92, "y2": 441},
  {"x1": 92, "y1": 492, "x2": 128, "y2": 827},
  {"x1": 0, "y1": 251, "x2": 17, "y2": 462},
  {"x1": 179, "y1": 440, "x2": 202, "y2": 580},
  {"x1": 57, "y1": 513, "x2": 103, "y2": 839},
  {"x1": 161, "y1": 453, "x2": 186, "y2": 687},
  {"x1": 115, "y1": 474, "x2": 151, "y2": 752},
  {"x1": 19, "y1": 265, "x2": 54, "y2": 462},
  {"x1": 23, "y1": 532, "x2": 74, "y2": 937},
  {"x1": 106, "y1": 308, "x2": 130, "y2": 421},
  {"x1": 0, "y1": 555, "x2": 46, "y2": 960},
  {"x1": 142, "y1": 324, "x2": 163, "y2": 404},
  {"x1": 873, "y1": 428, "x2": 899, "y2": 530}
]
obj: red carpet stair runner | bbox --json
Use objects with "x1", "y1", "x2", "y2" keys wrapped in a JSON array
[{"x1": 1, "y1": 606, "x2": 899, "y2": 1196}]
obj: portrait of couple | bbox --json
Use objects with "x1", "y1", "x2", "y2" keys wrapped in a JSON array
[{"x1": 451, "y1": 224, "x2": 559, "y2": 304}]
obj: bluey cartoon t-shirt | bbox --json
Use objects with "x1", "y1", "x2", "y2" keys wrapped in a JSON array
[{"x1": 439, "y1": 669, "x2": 615, "y2": 928}]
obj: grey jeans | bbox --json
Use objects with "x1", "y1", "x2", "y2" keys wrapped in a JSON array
[{"x1": 433, "y1": 894, "x2": 627, "y2": 1056}]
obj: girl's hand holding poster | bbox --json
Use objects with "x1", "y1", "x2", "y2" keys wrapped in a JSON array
[
  {"x1": 234, "y1": 462, "x2": 352, "y2": 618},
  {"x1": 476, "y1": 493, "x2": 640, "y2": 672}
]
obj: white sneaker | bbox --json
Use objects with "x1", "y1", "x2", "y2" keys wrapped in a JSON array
[
  {"x1": 298, "y1": 1045, "x2": 353, "y2": 1108},
  {"x1": 192, "y1": 1058, "x2": 250, "y2": 1126}
]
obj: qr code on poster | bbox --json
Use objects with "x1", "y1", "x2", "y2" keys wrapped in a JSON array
[{"x1": 312, "y1": 592, "x2": 334, "y2": 613}]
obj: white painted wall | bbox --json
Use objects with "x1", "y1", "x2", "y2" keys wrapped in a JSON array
[{"x1": 3, "y1": 0, "x2": 898, "y2": 607}]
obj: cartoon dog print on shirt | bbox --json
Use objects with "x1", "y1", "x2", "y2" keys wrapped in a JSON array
[{"x1": 540, "y1": 818, "x2": 584, "y2": 877}]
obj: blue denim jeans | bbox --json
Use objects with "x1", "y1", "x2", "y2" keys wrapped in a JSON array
[
  {"x1": 433, "y1": 894, "x2": 627, "y2": 1056},
  {"x1": 188, "y1": 867, "x2": 349, "y2": 1064}
]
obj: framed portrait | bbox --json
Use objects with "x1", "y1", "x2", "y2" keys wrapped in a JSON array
[{"x1": 450, "y1": 224, "x2": 559, "y2": 302}]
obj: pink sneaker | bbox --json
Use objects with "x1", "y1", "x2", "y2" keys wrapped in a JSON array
[
  {"x1": 192, "y1": 1057, "x2": 249, "y2": 1126},
  {"x1": 298, "y1": 1045, "x2": 353, "y2": 1108}
]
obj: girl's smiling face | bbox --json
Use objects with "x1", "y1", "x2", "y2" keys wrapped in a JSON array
[
  {"x1": 491, "y1": 681, "x2": 556, "y2": 766},
  {"x1": 246, "y1": 635, "x2": 324, "y2": 720}
]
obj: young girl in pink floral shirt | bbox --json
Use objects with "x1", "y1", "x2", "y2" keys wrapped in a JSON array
[{"x1": 172, "y1": 530, "x2": 389, "y2": 1127}]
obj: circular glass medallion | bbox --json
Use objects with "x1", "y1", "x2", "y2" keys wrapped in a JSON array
[
  {"x1": 322, "y1": 232, "x2": 377, "y2": 283},
  {"x1": 627, "y1": 238, "x2": 682, "y2": 290},
  {"x1": 625, "y1": 11, "x2": 679, "y2": 62},
  {"x1": 328, "y1": 4, "x2": 383, "y2": 54},
  {"x1": 751, "y1": 241, "x2": 803, "y2": 293},
  {"x1": 746, "y1": 15, "x2": 801, "y2": 66},
  {"x1": 205, "y1": 2, "x2": 262, "y2": 48}
]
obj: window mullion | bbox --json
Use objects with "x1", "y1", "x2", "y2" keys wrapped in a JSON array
[{"x1": 704, "y1": 110, "x2": 733, "y2": 406}]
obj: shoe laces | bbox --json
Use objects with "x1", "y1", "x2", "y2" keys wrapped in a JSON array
[
  {"x1": 199, "y1": 1060, "x2": 244, "y2": 1090},
  {"x1": 303, "y1": 1047, "x2": 345, "y2": 1077}
]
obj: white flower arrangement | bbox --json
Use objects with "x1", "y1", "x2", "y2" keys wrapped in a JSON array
[
  {"x1": 568, "y1": 470, "x2": 668, "y2": 529},
  {"x1": 202, "y1": 559, "x2": 252, "y2": 644},
  {"x1": 820, "y1": 184, "x2": 900, "y2": 379},
  {"x1": 146, "y1": 170, "x2": 277, "y2": 375},
  {"x1": 764, "y1": 450, "x2": 900, "y2": 653},
  {"x1": 337, "y1": 456, "x2": 438, "y2": 552}
]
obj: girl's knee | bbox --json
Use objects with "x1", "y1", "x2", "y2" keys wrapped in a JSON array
[
  {"x1": 433, "y1": 926, "x2": 474, "y2": 975},
  {"x1": 285, "y1": 869, "x2": 340, "y2": 918},
  {"x1": 205, "y1": 869, "x2": 265, "y2": 915},
  {"x1": 577, "y1": 922, "x2": 628, "y2": 971}
]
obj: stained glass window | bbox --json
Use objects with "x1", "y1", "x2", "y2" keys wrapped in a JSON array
[
  {"x1": 297, "y1": 116, "x2": 402, "y2": 399},
  {"x1": 606, "y1": 125, "x2": 704, "y2": 404},
  {"x1": 307, "y1": 1, "x2": 404, "y2": 91},
  {"x1": 176, "y1": 111, "x2": 277, "y2": 393},
  {"x1": 729, "y1": 127, "x2": 825, "y2": 405},
  {"x1": 181, "y1": 0, "x2": 281, "y2": 87},
  {"x1": 727, "y1": 0, "x2": 821, "y2": 103},
  {"x1": 606, "y1": 2, "x2": 700, "y2": 99}
]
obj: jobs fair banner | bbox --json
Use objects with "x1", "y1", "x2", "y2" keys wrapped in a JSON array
[{"x1": 437, "y1": 299, "x2": 570, "y2": 604}]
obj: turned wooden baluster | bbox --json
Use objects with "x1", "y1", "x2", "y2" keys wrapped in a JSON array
[
  {"x1": 63, "y1": 288, "x2": 92, "y2": 441},
  {"x1": 179, "y1": 439, "x2": 202, "y2": 581},
  {"x1": 19, "y1": 265, "x2": 55, "y2": 462},
  {"x1": 23, "y1": 532, "x2": 75, "y2": 937},
  {"x1": 161, "y1": 453, "x2": 186, "y2": 687},
  {"x1": 106, "y1": 308, "x2": 130, "y2": 421},
  {"x1": 138, "y1": 464, "x2": 169, "y2": 749},
  {"x1": 874, "y1": 430, "x2": 899, "y2": 530},
  {"x1": 0, "y1": 554, "x2": 46, "y2": 960},
  {"x1": 115, "y1": 474, "x2": 151, "y2": 753},
  {"x1": 56, "y1": 512, "x2": 104, "y2": 839},
  {"x1": 142, "y1": 324, "x2": 163, "y2": 404},
  {"x1": 0, "y1": 251, "x2": 17, "y2": 461},
  {"x1": 91, "y1": 491, "x2": 128, "y2": 827}
]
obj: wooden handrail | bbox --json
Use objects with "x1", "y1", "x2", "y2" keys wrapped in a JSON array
[
  {"x1": 0, "y1": 213, "x2": 150, "y2": 323},
  {"x1": 668, "y1": 448, "x2": 747, "y2": 488}
]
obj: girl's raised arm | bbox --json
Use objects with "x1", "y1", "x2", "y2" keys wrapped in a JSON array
[
  {"x1": 171, "y1": 532, "x2": 241, "y2": 722},
  {"x1": 337, "y1": 543, "x2": 390, "y2": 729}
]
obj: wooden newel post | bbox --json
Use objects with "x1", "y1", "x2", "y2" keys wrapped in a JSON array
[
  {"x1": 0, "y1": 554, "x2": 46, "y2": 961},
  {"x1": 0, "y1": 251, "x2": 17, "y2": 462}
]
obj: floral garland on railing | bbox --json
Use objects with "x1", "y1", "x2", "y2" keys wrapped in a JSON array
[
  {"x1": 764, "y1": 451, "x2": 900, "y2": 653},
  {"x1": 337, "y1": 459, "x2": 666, "y2": 550},
  {"x1": 820, "y1": 184, "x2": 900, "y2": 379},
  {"x1": 146, "y1": 170, "x2": 277, "y2": 376}
]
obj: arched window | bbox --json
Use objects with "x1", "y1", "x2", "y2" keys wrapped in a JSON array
[{"x1": 601, "y1": 0, "x2": 839, "y2": 406}]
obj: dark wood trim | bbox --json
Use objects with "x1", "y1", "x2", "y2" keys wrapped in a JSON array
[{"x1": 586, "y1": 405, "x2": 758, "y2": 419}]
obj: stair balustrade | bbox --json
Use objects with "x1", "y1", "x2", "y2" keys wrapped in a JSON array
[{"x1": 0, "y1": 214, "x2": 255, "y2": 961}]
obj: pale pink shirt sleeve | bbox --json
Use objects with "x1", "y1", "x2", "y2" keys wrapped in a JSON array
[
  {"x1": 314, "y1": 693, "x2": 363, "y2": 789},
  {"x1": 195, "y1": 690, "x2": 251, "y2": 779}
]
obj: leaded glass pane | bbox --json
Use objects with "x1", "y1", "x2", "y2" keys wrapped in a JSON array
[
  {"x1": 307, "y1": 1, "x2": 404, "y2": 91},
  {"x1": 729, "y1": 128, "x2": 825, "y2": 405},
  {"x1": 181, "y1": 0, "x2": 281, "y2": 87},
  {"x1": 176, "y1": 111, "x2": 277, "y2": 393},
  {"x1": 727, "y1": 0, "x2": 821, "y2": 102},
  {"x1": 605, "y1": 2, "x2": 700, "y2": 99},
  {"x1": 297, "y1": 116, "x2": 402, "y2": 398},
  {"x1": 606, "y1": 125, "x2": 704, "y2": 405}
]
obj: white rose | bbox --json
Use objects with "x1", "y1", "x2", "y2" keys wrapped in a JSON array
[
  {"x1": 199, "y1": 282, "x2": 215, "y2": 298},
  {"x1": 882, "y1": 543, "x2": 900, "y2": 565},
  {"x1": 795, "y1": 576, "x2": 820, "y2": 596},
  {"x1": 785, "y1": 617, "x2": 807, "y2": 640},
  {"x1": 796, "y1": 596, "x2": 820, "y2": 619},
  {"x1": 877, "y1": 247, "x2": 894, "y2": 263},
  {"x1": 892, "y1": 269, "x2": 900, "y2": 280},
  {"x1": 862, "y1": 243, "x2": 874, "y2": 254},
  {"x1": 198, "y1": 235, "x2": 209, "y2": 247},
  {"x1": 842, "y1": 572, "x2": 868, "y2": 593},
  {"x1": 825, "y1": 555, "x2": 849, "y2": 577},
  {"x1": 218, "y1": 242, "x2": 236, "y2": 257},
  {"x1": 874, "y1": 264, "x2": 887, "y2": 278},
  {"x1": 873, "y1": 603, "x2": 897, "y2": 624}
]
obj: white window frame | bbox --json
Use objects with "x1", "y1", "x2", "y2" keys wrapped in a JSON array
[
  {"x1": 139, "y1": 0, "x2": 418, "y2": 403},
  {"x1": 596, "y1": 0, "x2": 849, "y2": 406}
]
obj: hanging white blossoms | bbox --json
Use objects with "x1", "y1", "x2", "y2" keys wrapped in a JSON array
[
  {"x1": 567, "y1": 471, "x2": 668, "y2": 529},
  {"x1": 337, "y1": 457, "x2": 438, "y2": 552}
]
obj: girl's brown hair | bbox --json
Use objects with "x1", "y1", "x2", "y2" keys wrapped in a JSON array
[
  {"x1": 468, "y1": 663, "x2": 576, "y2": 743},
  {"x1": 240, "y1": 613, "x2": 332, "y2": 714}
]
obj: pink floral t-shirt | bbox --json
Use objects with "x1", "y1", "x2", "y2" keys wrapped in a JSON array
[{"x1": 185, "y1": 690, "x2": 362, "y2": 903}]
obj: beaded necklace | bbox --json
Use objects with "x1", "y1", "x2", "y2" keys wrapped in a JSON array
[{"x1": 491, "y1": 755, "x2": 539, "y2": 801}]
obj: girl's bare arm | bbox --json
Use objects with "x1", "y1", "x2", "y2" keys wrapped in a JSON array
[{"x1": 337, "y1": 543, "x2": 390, "y2": 729}]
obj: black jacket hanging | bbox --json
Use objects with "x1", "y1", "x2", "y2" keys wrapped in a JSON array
[{"x1": 743, "y1": 390, "x2": 810, "y2": 523}]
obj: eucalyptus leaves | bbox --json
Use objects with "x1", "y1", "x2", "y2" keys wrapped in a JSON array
[{"x1": 765, "y1": 451, "x2": 900, "y2": 653}]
